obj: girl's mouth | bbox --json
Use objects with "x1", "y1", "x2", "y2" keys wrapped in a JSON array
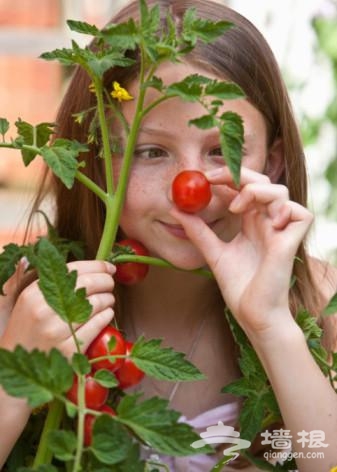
[{"x1": 158, "y1": 219, "x2": 220, "y2": 240}]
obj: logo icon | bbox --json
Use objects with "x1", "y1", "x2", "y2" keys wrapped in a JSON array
[{"x1": 191, "y1": 422, "x2": 251, "y2": 462}]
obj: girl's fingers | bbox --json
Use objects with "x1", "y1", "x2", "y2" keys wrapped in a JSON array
[
  {"x1": 87, "y1": 292, "x2": 115, "y2": 317},
  {"x1": 67, "y1": 260, "x2": 115, "y2": 276},
  {"x1": 2, "y1": 258, "x2": 28, "y2": 299},
  {"x1": 73, "y1": 307, "x2": 115, "y2": 353},
  {"x1": 205, "y1": 165, "x2": 271, "y2": 186},
  {"x1": 70, "y1": 292, "x2": 115, "y2": 330},
  {"x1": 76, "y1": 272, "x2": 115, "y2": 295},
  {"x1": 169, "y1": 208, "x2": 225, "y2": 270},
  {"x1": 272, "y1": 201, "x2": 313, "y2": 232},
  {"x1": 229, "y1": 183, "x2": 289, "y2": 217}
]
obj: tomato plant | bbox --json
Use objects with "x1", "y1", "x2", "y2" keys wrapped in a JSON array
[
  {"x1": 172, "y1": 170, "x2": 212, "y2": 213},
  {"x1": 115, "y1": 340, "x2": 145, "y2": 389},
  {"x1": 86, "y1": 325, "x2": 126, "y2": 372},
  {"x1": 115, "y1": 239, "x2": 149, "y2": 285},
  {"x1": 83, "y1": 404, "x2": 116, "y2": 446},
  {"x1": 66, "y1": 374, "x2": 109, "y2": 410}
]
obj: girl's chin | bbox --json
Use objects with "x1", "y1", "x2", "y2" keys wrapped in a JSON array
[{"x1": 157, "y1": 252, "x2": 208, "y2": 272}]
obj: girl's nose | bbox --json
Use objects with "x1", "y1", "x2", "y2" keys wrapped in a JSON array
[{"x1": 166, "y1": 154, "x2": 205, "y2": 203}]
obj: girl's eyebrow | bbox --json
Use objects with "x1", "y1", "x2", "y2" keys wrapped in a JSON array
[
  {"x1": 138, "y1": 126, "x2": 176, "y2": 137},
  {"x1": 139, "y1": 126, "x2": 256, "y2": 144}
]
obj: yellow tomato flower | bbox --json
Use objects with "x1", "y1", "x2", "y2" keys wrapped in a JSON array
[
  {"x1": 88, "y1": 82, "x2": 96, "y2": 94},
  {"x1": 111, "y1": 81, "x2": 133, "y2": 102}
]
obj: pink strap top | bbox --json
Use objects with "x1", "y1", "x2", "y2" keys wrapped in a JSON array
[{"x1": 141, "y1": 401, "x2": 240, "y2": 471}]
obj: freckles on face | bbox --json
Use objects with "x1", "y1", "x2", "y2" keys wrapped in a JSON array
[{"x1": 111, "y1": 62, "x2": 272, "y2": 266}]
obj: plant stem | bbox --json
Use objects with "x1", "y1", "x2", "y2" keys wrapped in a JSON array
[
  {"x1": 72, "y1": 375, "x2": 86, "y2": 472},
  {"x1": 93, "y1": 78, "x2": 114, "y2": 196},
  {"x1": 95, "y1": 45, "x2": 148, "y2": 260},
  {"x1": 33, "y1": 400, "x2": 64, "y2": 468},
  {"x1": 75, "y1": 171, "x2": 107, "y2": 202},
  {"x1": 211, "y1": 454, "x2": 233, "y2": 471},
  {"x1": 110, "y1": 254, "x2": 214, "y2": 279}
]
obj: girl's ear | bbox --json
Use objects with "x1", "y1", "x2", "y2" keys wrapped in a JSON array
[{"x1": 265, "y1": 138, "x2": 285, "y2": 183}]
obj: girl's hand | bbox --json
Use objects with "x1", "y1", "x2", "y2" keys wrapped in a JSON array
[
  {"x1": 0, "y1": 260, "x2": 116, "y2": 357},
  {"x1": 170, "y1": 166, "x2": 313, "y2": 340}
]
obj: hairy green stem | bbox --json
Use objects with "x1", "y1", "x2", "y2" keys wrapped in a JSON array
[
  {"x1": 33, "y1": 400, "x2": 64, "y2": 468},
  {"x1": 110, "y1": 254, "x2": 214, "y2": 279},
  {"x1": 72, "y1": 375, "x2": 86, "y2": 472},
  {"x1": 95, "y1": 44, "x2": 148, "y2": 260},
  {"x1": 94, "y1": 78, "x2": 114, "y2": 196},
  {"x1": 75, "y1": 170, "x2": 107, "y2": 202}
]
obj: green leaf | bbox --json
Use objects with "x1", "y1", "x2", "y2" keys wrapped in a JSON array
[
  {"x1": 14, "y1": 119, "x2": 55, "y2": 165},
  {"x1": 239, "y1": 394, "x2": 266, "y2": 442},
  {"x1": 166, "y1": 75, "x2": 204, "y2": 102},
  {"x1": 0, "y1": 347, "x2": 73, "y2": 408},
  {"x1": 91, "y1": 415, "x2": 133, "y2": 464},
  {"x1": 89, "y1": 442, "x2": 145, "y2": 471},
  {"x1": 238, "y1": 345, "x2": 267, "y2": 384},
  {"x1": 221, "y1": 377, "x2": 253, "y2": 397},
  {"x1": 87, "y1": 51, "x2": 136, "y2": 77},
  {"x1": 36, "y1": 238, "x2": 92, "y2": 324},
  {"x1": 0, "y1": 243, "x2": 23, "y2": 295},
  {"x1": 65, "y1": 400, "x2": 78, "y2": 418},
  {"x1": 140, "y1": 0, "x2": 160, "y2": 37},
  {"x1": 47, "y1": 430, "x2": 77, "y2": 461},
  {"x1": 72, "y1": 352, "x2": 91, "y2": 376},
  {"x1": 131, "y1": 337, "x2": 205, "y2": 381},
  {"x1": 182, "y1": 8, "x2": 233, "y2": 46},
  {"x1": 102, "y1": 19, "x2": 140, "y2": 50},
  {"x1": 144, "y1": 76, "x2": 164, "y2": 92},
  {"x1": 219, "y1": 111, "x2": 244, "y2": 186},
  {"x1": 67, "y1": 19, "x2": 100, "y2": 36},
  {"x1": 204, "y1": 81, "x2": 245, "y2": 100},
  {"x1": 36, "y1": 210, "x2": 84, "y2": 260},
  {"x1": 0, "y1": 117, "x2": 10, "y2": 137},
  {"x1": 40, "y1": 47, "x2": 78, "y2": 66},
  {"x1": 94, "y1": 369, "x2": 119, "y2": 388},
  {"x1": 295, "y1": 308, "x2": 323, "y2": 339},
  {"x1": 117, "y1": 394, "x2": 211, "y2": 456},
  {"x1": 323, "y1": 290, "x2": 337, "y2": 316},
  {"x1": 40, "y1": 139, "x2": 85, "y2": 189},
  {"x1": 189, "y1": 114, "x2": 216, "y2": 129}
]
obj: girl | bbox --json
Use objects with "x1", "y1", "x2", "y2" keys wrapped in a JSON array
[{"x1": 1, "y1": 1, "x2": 337, "y2": 470}]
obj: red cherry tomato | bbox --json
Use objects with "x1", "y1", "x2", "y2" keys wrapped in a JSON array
[
  {"x1": 115, "y1": 239, "x2": 149, "y2": 285},
  {"x1": 84, "y1": 404, "x2": 116, "y2": 447},
  {"x1": 114, "y1": 341, "x2": 145, "y2": 389},
  {"x1": 66, "y1": 374, "x2": 108, "y2": 410},
  {"x1": 172, "y1": 170, "x2": 211, "y2": 213},
  {"x1": 86, "y1": 326, "x2": 126, "y2": 372}
]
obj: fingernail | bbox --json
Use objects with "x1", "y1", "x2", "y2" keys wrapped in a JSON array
[
  {"x1": 204, "y1": 168, "x2": 223, "y2": 179},
  {"x1": 20, "y1": 256, "x2": 29, "y2": 271},
  {"x1": 229, "y1": 195, "x2": 242, "y2": 211},
  {"x1": 105, "y1": 262, "x2": 116, "y2": 274}
]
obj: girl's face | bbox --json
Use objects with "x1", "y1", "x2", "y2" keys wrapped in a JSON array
[{"x1": 113, "y1": 62, "x2": 281, "y2": 269}]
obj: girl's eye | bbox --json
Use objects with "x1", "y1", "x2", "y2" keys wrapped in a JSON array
[
  {"x1": 208, "y1": 147, "x2": 223, "y2": 157},
  {"x1": 134, "y1": 147, "x2": 169, "y2": 159}
]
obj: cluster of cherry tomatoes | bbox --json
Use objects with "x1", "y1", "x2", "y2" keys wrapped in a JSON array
[{"x1": 66, "y1": 326, "x2": 144, "y2": 446}]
